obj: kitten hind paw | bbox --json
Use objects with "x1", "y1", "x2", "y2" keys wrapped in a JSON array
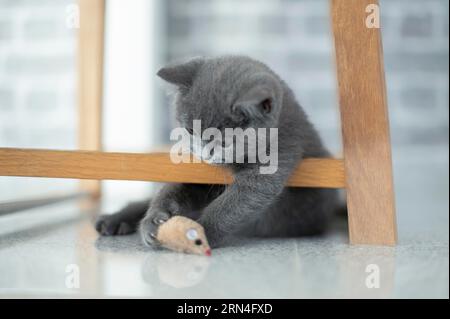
[{"x1": 95, "y1": 216, "x2": 135, "y2": 236}]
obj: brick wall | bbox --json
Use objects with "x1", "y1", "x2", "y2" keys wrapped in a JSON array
[
  {"x1": 1, "y1": 0, "x2": 447, "y2": 154},
  {"x1": 0, "y1": 0, "x2": 77, "y2": 199},
  {"x1": 0, "y1": 0, "x2": 448, "y2": 200},
  {"x1": 381, "y1": 0, "x2": 449, "y2": 147},
  {"x1": 163, "y1": 0, "x2": 449, "y2": 155},
  {"x1": 0, "y1": 0, "x2": 77, "y2": 150}
]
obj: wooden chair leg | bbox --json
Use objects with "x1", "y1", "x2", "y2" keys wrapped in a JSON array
[
  {"x1": 78, "y1": 0, "x2": 105, "y2": 198},
  {"x1": 331, "y1": 0, "x2": 397, "y2": 245}
]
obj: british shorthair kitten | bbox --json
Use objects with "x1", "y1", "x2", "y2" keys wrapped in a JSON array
[{"x1": 96, "y1": 55, "x2": 340, "y2": 248}]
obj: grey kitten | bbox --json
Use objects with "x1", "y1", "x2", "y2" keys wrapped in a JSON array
[{"x1": 96, "y1": 55, "x2": 339, "y2": 248}]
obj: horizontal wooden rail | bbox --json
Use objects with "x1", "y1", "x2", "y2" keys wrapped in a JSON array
[{"x1": 0, "y1": 148, "x2": 345, "y2": 188}]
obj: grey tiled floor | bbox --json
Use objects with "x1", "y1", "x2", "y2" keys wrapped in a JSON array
[{"x1": 0, "y1": 152, "x2": 448, "y2": 298}]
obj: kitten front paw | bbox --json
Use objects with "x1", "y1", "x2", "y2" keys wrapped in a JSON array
[{"x1": 139, "y1": 210, "x2": 171, "y2": 247}]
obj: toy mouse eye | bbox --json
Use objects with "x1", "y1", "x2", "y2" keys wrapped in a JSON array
[
  {"x1": 195, "y1": 239, "x2": 202, "y2": 246},
  {"x1": 186, "y1": 228, "x2": 198, "y2": 240}
]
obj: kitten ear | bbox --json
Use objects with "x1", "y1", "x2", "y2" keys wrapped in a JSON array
[
  {"x1": 157, "y1": 58, "x2": 205, "y2": 87},
  {"x1": 232, "y1": 86, "x2": 274, "y2": 121}
]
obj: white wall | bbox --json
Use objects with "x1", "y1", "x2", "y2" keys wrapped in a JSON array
[{"x1": 102, "y1": 0, "x2": 165, "y2": 210}]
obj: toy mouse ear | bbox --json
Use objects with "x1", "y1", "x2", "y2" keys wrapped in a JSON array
[{"x1": 157, "y1": 57, "x2": 205, "y2": 87}]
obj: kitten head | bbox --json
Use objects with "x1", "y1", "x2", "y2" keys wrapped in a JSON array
[
  {"x1": 157, "y1": 55, "x2": 283, "y2": 130},
  {"x1": 158, "y1": 55, "x2": 283, "y2": 165}
]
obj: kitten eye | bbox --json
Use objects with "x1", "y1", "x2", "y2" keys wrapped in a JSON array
[
  {"x1": 186, "y1": 127, "x2": 194, "y2": 135},
  {"x1": 260, "y1": 98, "x2": 272, "y2": 114}
]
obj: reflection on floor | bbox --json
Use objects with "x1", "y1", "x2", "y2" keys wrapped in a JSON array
[
  {"x1": 0, "y1": 205, "x2": 447, "y2": 298},
  {"x1": 0, "y1": 158, "x2": 448, "y2": 298}
]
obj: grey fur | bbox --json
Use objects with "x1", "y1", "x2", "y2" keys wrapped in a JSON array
[{"x1": 96, "y1": 55, "x2": 339, "y2": 248}]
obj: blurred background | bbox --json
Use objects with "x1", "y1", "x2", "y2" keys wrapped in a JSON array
[{"x1": 0, "y1": 0, "x2": 448, "y2": 238}]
